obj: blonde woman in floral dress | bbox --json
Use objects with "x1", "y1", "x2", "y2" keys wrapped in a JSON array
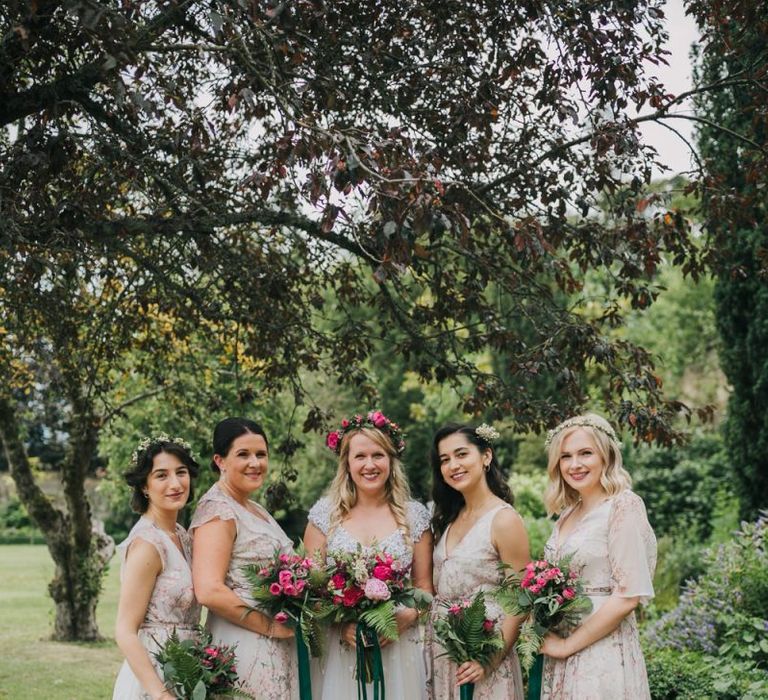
[
  {"x1": 428, "y1": 423, "x2": 529, "y2": 700},
  {"x1": 113, "y1": 435, "x2": 201, "y2": 700},
  {"x1": 191, "y1": 417, "x2": 297, "y2": 700},
  {"x1": 303, "y1": 410, "x2": 433, "y2": 699},
  {"x1": 540, "y1": 413, "x2": 657, "y2": 699}
]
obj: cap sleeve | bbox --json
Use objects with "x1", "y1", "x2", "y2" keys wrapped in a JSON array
[
  {"x1": 608, "y1": 490, "x2": 657, "y2": 604},
  {"x1": 117, "y1": 526, "x2": 168, "y2": 574},
  {"x1": 190, "y1": 489, "x2": 238, "y2": 533},
  {"x1": 406, "y1": 500, "x2": 431, "y2": 543},
  {"x1": 308, "y1": 497, "x2": 331, "y2": 535}
]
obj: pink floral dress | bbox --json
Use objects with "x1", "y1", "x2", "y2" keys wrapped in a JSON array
[
  {"x1": 541, "y1": 489, "x2": 657, "y2": 700},
  {"x1": 112, "y1": 517, "x2": 201, "y2": 700},
  {"x1": 428, "y1": 503, "x2": 524, "y2": 700},
  {"x1": 190, "y1": 484, "x2": 297, "y2": 700}
]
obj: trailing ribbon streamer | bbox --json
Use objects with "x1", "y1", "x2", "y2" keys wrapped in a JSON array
[
  {"x1": 296, "y1": 628, "x2": 313, "y2": 700},
  {"x1": 460, "y1": 682, "x2": 475, "y2": 700},
  {"x1": 355, "y1": 623, "x2": 385, "y2": 700},
  {"x1": 526, "y1": 653, "x2": 543, "y2": 700}
]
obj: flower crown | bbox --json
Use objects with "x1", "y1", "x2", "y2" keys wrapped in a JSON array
[
  {"x1": 325, "y1": 410, "x2": 406, "y2": 455},
  {"x1": 544, "y1": 416, "x2": 623, "y2": 450},
  {"x1": 475, "y1": 423, "x2": 500, "y2": 444},
  {"x1": 130, "y1": 433, "x2": 194, "y2": 469}
]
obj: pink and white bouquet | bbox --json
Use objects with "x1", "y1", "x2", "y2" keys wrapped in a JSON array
[
  {"x1": 494, "y1": 557, "x2": 592, "y2": 670},
  {"x1": 244, "y1": 548, "x2": 328, "y2": 658}
]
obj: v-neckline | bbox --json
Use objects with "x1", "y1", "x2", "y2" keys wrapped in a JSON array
[
  {"x1": 443, "y1": 503, "x2": 505, "y2": 558},
  {"x1": 144, "y1": 517, "x2": 187, "y2": 560},
  {"x1": 555, "y1": 498, "x2": 611, "y2": 550}
]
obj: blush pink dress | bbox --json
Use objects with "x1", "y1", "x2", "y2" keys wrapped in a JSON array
[
  {"x1": 112, "y1": 517, "x2": 201, "y2": 700},
  {"x1": 190, "y1": 484, "x2": 298, "y2": 700},
  {"x1": 541, "y1": 489, "x2": 657, "y2": 700},
  {"x1": 428, "y1": 503, "x2": 524, "y2": 700}
]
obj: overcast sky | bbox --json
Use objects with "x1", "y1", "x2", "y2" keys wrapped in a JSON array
[{"x1": 638, "y1": 1, "x2": 701, "y2": 175}]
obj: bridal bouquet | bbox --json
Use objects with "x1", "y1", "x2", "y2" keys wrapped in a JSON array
[
  {"x1": 154, "y1": 629, "x2": 253, "y2": 699},
  {"x1": 494, "y1": 557, "x2": 592, "y2": 671},
  {"x1": 431, "y1": 591, "x2": 505, "y2": 700},
  {"x1": 244, "y1": 548, "x2": 328, "y2": 700},
  {"x1": 318, "y1": 547, "x2": 431, "y2": 699}
]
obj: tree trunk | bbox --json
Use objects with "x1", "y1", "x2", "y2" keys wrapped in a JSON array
[{"x1": 0, "y1": 394, "x2": 114, "y2": 641}]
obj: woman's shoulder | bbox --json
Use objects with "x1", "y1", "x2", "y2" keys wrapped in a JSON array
[
  {"x1": 405, "y1": 500, "x2": 431, "y2": 542},
  {"x1": 307, "y1": 496, "x2": 332, "y2": 534},
  {"x1": 609, "y1": 489, "x2": 646, "y2": 510},
  {"x1": 490, "y1": 501, "x2": 525, "y2": 529},
  {"x1": 190, "y1": 484, "x2": 238, "y2": 529},
  {"x1": 118, "y1": 519, "x2": 168, "y2": 568}
]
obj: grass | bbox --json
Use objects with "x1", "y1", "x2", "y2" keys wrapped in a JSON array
[{"x1": 0, "y1": 545, "x2": 123, "y2": 699}]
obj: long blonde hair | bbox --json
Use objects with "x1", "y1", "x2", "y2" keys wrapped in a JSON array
[
  {"x1": 326, "y1": 427, "x2": 412, "y2": 544},
  {"x1": 543, "y1": 413, "x2": 631, "y2": 516}
]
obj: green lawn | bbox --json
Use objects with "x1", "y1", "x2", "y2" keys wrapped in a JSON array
[{"x1": 0, "y1": 545, "x2": 123, "y2": 699}]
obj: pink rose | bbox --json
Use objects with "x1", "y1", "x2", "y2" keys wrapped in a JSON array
[
  {"x1": 326, "y1": 431, "x2": 340, "y2": 450},
  {"x1": 274, "y1": 611, "x2": 289, "y2": 624},
  {"x1": 204, "y1": 646, "x2": 219, "y2": 658},
  {"x1": 295, "y1": 579, "x2": 307, "y2": 593},
  {"x1": 482, "y1": 619, "x2": 495, "y2": 632},
  {"x1": 331, "y1": 573, "x2": 347, "y2": 589},
  {"x1": 556, "y1": 595, "x2": 564, "y2": 605},
  {"x1": 369, "y1": 410, "x2": 388, "y2": 428},
  {"x1": 563, "y1": 587, "x2": 576, "y2": 600},
  {"x1": 269, "y1": 582, "x2": 282, "y2": 595},
  {"x1": 279, "y1": 553, "x2": 291, "y2": 563},
  {"x1": 278, "y1": 569, "x2": 293, "y2": 587},
  {"x1": 341, "y1": 419, "x2": 350, "y2": 428},
  {"x1": 283, "y1": 582, "x2": 297, "y2": 596},
  {"x1": 364, "y1": 577, "x2": 392, "y2": 601},
  {"x1": 373, "y1": 564, "x2": 393, "y2": 581}
]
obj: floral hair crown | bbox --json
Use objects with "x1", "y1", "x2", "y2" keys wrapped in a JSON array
[
  {"x1": 130, "y1": 433, "x2": 195, "y2": 469},
  {"x1": 325, "y1": 410, "x2": 406, "y2": 455},
  {"x1": 544, "y1": 416, "x2": 623, "y2": 450},
  {"x1": 475, "y1": 423, "x2": 500, "y2": 444}
]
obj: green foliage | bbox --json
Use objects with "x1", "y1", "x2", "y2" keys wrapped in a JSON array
[
  {"x1": 359, "y1": 600, "x2": 398, "y2": 641},
  {"x1": 645, "y1": 648, "x2": 717, "y2": 699}
]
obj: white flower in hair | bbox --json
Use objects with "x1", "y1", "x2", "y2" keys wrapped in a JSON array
[
  {"x1": 475, "y1": 423, "x2": 500, "y2": 443},
  {"x1": 544, "y1": 415, "x2": 622, "y2": 450},
  {"x1": 130, "y1": 432, "x2": 194, "y2": 468}
]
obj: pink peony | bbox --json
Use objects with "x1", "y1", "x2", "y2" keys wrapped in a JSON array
[
  {"x1": 369, "y1": 410, "x2": 388, "y2": 428},
  {"x1": 278, "y1": 569, "x2": 293, "y2": 587},
  {"x1": 274, "y1": 611, "x2": 289, "y2": 624},
  {"x1": 482, "y1": 619, "x2": 495, "y2": 632},
  {"x1": 563, "y1": 587, "x2": 576, "y2": 600},
  {"x1": 372, "y1": 564, "x2": 393, "y2": 581},
  {"x1": 269, "y1": 582, "x2": 283, "y2": 595},
  {"x1": 326, "y1": 431, "x2": 340, "y2": 450},
  {"x1": 364, "y1": 577, "x2": 392, "y2": 602}
]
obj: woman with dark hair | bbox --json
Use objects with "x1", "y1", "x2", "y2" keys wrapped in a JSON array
[
  {"x1": 113, "y1": 434, "x2": 201, "y2": 700},
  {"x1": 191, "y1": 417, "x2": 296, "y2": 700},
  {"x1": 427, "y1": 423, "x2": 529, "y2": 700}
]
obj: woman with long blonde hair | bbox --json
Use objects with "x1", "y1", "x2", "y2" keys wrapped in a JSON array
[
  {"x1": 539, "y1": 412, "x2": 656, "y2": 699},
  {"x1": 304, "y1": 410, "x2": 433, "y2": 699}
]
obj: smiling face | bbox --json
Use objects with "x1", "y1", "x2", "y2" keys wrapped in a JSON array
[
  {"x1": 558, "y1": 428, "x2": 606, "y2": 499},
  {"x1": 215, "y1": 432, "x2": 269, "y2": 498},
  {"x1": 346, "y1": 431, "x2": 391, "y2": 497},
  {"x1": 145, "y1": 451, "x2": 191, "y2": 514},
  {"x1": 438, "y1": 432, "x2": 491, "y2": 494}
]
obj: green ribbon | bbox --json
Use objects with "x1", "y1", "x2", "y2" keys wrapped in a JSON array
[
  {"x1": 459, "y1": 682, "x2": 475, "y2": 700},
  {"x1": 295, "y1": 628, "x2": 313, "y2": 700},
  {"x1": 355, "y1": 623, "x2": 385, "y2": 700},
  {"x1": 526, "y1": 654, "x2": 544, "y2": 700}
]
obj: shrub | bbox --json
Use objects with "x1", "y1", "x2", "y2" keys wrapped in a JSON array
[{"x1": 645, "y1": 648, "x2": 716, "y2": 699}]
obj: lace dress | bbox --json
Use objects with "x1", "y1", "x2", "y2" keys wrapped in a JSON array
[
  {"x1": 541, "y1": 489, "x2": 657, "y2": 700},
  {"x1": 190, "y1": 484, "x2": 298, "y2": 700},
  {"x1": 308, "y1": 497, "x2": 432, "y2": 700},
  {"x1": 428, "y1": 503, "x2": 524, "y2": 700},
  {"x1": 112, "y1": 517, "x2": 201, "y2": 700}
]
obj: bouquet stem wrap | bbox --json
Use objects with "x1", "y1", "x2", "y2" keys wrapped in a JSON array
[
  {"x1": 526, "y1": 653, "x2": 543, "y2": 700},
  {"x1": 355, "y1": 623, "x2": 385, "y2": 700},
  {"x1": 459, "y1": 682, "x2": 475, "y2": 700},
  {"x1": 296, "y1": 629, "x2": 313, "y2": 700}
]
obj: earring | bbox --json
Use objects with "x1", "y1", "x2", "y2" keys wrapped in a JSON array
[{"x1": 483, "y1": 463, "x2": 490, "y2": 472}]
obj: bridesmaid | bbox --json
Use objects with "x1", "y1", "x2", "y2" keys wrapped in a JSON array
[
  {"x1": 191, "y1": 417, "x2": 296, "y2": 700},
  {"x1": 428, "y1": 423, "x2": 528, "y2": 700},
  {"x1": 303, "y1": 410, "x2": 433, "y2": 699},
  {"x1": 539, "y1": 413, "x2": 657, "y2": 699},
  {"x1": 113, "y1": 435, "x2": 201, "y2": 700}
]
